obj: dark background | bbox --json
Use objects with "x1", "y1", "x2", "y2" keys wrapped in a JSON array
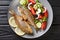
[{"x1": 0, "y1": 0, "x2": 60, "y2": 40}]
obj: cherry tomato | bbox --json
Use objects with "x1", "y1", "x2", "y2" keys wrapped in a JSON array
[{"x1": 41, "y1": 21, "x2": 47, "y2": 30}]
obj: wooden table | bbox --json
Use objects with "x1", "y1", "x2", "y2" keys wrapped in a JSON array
[{"x1": 0, "y1": 0, "x2": 60, "y2": 40}]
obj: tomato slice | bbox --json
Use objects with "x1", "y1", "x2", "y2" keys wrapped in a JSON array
[
  {"x1": 44, "y1": 11, "x2": 48, "y2": 18},
  {"x1": 28, "y1": 0, "x2": 36, "y2": 4},
  {"x1": 38, "y1": 14, "x2": 43, "y2": 19},
  {"x1": 30, "y1": 7, "x2": 36, "y2": 15},
  {"x1": 41, "y1": 21, "x2": 47, "y2": 30}
]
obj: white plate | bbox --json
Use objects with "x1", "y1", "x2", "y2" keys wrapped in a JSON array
[{"x1": 8, "y1": 0, "x2": 53, "y2": 39}]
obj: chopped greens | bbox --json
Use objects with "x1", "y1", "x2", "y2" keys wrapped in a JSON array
[
  {"x1": 34, "y1": 19, "x2": 39, "y2": 24},
  {"x1": 42, "y1": 16, "x2": 47, "y2": 22}
]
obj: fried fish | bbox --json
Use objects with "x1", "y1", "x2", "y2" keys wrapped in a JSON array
[
  {"x1": 18, "y1": 6, "x2": 38, "y2": 30},
  {"x1": 9, "y1": 10, "x2": 33, "y2": 34}
]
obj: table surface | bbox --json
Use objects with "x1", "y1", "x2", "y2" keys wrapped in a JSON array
[{"x1": 0, "y1": 0, "x2": 60, "y2": 40}]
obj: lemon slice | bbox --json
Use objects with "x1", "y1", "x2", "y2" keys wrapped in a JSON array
[
  {"x1": 15, "y1": 27, "x2": 25, "y2": 36},
  {"x1": 9, "y1": 17, "x2": 17, "y2": 27}
]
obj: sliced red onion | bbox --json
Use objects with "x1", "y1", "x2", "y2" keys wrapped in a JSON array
[
  {"x1": 35, "y1": 14, "x2": 40, "y2": 19},
  {"x1": 28, "y1": 2, "x2": 32, "y2": 10},
  {"x1": 43, "y1": 7, "x2": 47, "y2": 13}
]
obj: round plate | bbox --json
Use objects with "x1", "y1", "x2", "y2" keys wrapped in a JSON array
[{"x1": 8, "y1": 0, "x2": 53, "y2": 39}]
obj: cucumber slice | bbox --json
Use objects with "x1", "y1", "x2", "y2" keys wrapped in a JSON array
[
  {"x1": 36, "y1": 22, "x2": 41, "y2": 28},
  {"x1": 20, "y1": 0, "x2": 28, "y2": 6}
]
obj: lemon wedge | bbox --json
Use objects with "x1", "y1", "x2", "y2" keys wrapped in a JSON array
[
  {"x1": 9, "y1": 17, "x2": 17, "y2": 27},
  {"x1": 15, "y1": 27, "x2": 25, "y2": 36}
]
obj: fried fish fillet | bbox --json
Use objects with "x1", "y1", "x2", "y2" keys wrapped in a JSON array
[
  {"x1": 9, "y1": 10, "x2": 33, "y2": 34},
  {"x1": 18, "y1": 6, "x2": 38, "y2": 30}
]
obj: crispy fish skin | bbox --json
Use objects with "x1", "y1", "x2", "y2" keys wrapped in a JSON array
[
  {"x1": 18, "y1": 6, "x2": 38, "y2": 30},
  {"x1": 9, "y1": 10, "x2": 33, "y2": 34}
]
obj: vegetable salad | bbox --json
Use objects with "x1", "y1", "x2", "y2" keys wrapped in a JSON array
[{"x1": 19, "y1": 0, "x2": 48, "y2": 30}]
